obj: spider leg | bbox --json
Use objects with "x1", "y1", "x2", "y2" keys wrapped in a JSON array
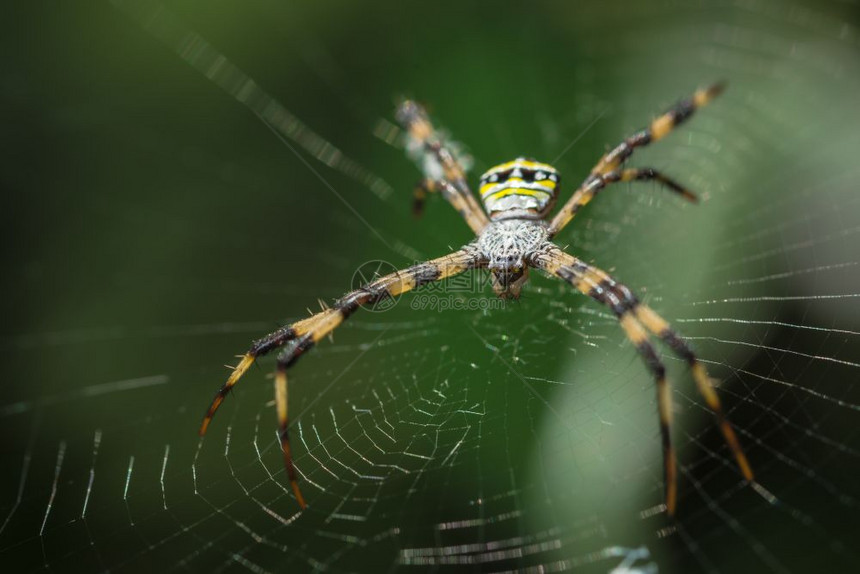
[
  {"x1": 200, "y1": 247, "x2": 485, "y2": 507},
  {"x1": 549, "y1": 82, "x2": 723, "y2": 236},
  {"x1": 633, "y1": 304, "x2": 753, "y2": 480},
  {"x1": 531, "y1": 247, "x2": 752, "y2": 514},
  {"x1": 547, "y1": 167, "x2": 696, "y2": 238},
  {"x1": 619, "y1": 310, "x2": 677, "y2": 514},
  {"x1": 396, "y1": 100, "x2": 490, "y2": 234}
]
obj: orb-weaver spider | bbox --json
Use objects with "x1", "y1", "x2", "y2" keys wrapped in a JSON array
[{"x1": 199, "y1": 82, "x2": 753, "y2": 515}]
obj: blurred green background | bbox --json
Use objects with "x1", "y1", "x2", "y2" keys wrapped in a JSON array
[{"x1": 3, "y1": 0, "x2": 860, "y2": 572}]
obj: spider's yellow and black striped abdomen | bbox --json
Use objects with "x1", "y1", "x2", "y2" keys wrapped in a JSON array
[{"x1": 479, "y1": 157, "x2": 560, "y2": 220}]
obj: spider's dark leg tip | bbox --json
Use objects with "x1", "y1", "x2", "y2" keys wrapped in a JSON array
[
  {"x1": 740, "y1": 459, "x2": 755, "y2": 482},
  {"x1": 292, "y1": 482, "x2": 308, "y2": 509},
  {"x1": 674, "y1": 187, "x2": 700, "y2": 204},
  {"x1": 412, "y1": 194, "x2": 427, "y2": 218},
  {"x1": 695, "y1": 82, "x2": 728, "y2": 108},
  {"x1": 198, "y1": 354, "x2": 257, "y2": 436},
  {"x1": 709, "y1": 80, "x2": 728, "y2": 96}
]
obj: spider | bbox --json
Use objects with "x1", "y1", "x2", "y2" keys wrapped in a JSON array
[{"x1": 199, "y1": 82, "x2": 753, "y2": 515}]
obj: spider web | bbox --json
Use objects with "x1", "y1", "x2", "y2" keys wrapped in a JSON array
[{"x1": 3, "y1": 0, "x2": 860, "y2": 572}]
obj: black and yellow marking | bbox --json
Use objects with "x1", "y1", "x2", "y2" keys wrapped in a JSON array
[
  {"x1": 481, "y1": 186, "x2": 554, "y2": 203},
  {"x1": 199, "y1": 248, "x2": 484, "y2": 508},
  {"x1": 478, "y1": 157, "x2": 560, "y2": 219},
  {"x1": 549, "y1": 83, "x2": 723, "y2": 237},
  {"x1": 532, "y1": 247, "x2": 753, "y2": 514},
  {"x1": 480, "y1": 158, "x2": 558, "y2": 178}
]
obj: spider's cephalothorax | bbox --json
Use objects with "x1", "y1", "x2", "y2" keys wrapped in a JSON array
[
  {"x1": 202, "y1": 83, "x2": 754, "y2": 516},
  {"x1": 479, "y1": 157, "x2": 560, "y2": 221},
  {"x1": 476, "y1": 218, "x2": 549, "y2": 299}
]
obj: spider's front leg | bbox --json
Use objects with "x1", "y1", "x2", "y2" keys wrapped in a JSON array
[
  {"x1": 199, "y1": 247, "x2": 484, "y2": 508},
  {"x1": 530, "y1": 246, "x2": 752, "y2": 515}
]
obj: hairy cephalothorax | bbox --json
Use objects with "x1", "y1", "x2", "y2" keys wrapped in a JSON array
[
  {"x1": 474, "y1": 219, "x2": 550, "y2": 298},
  {"x1": 200, "y1": 83, "x2": 753, "y2": 515}
]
